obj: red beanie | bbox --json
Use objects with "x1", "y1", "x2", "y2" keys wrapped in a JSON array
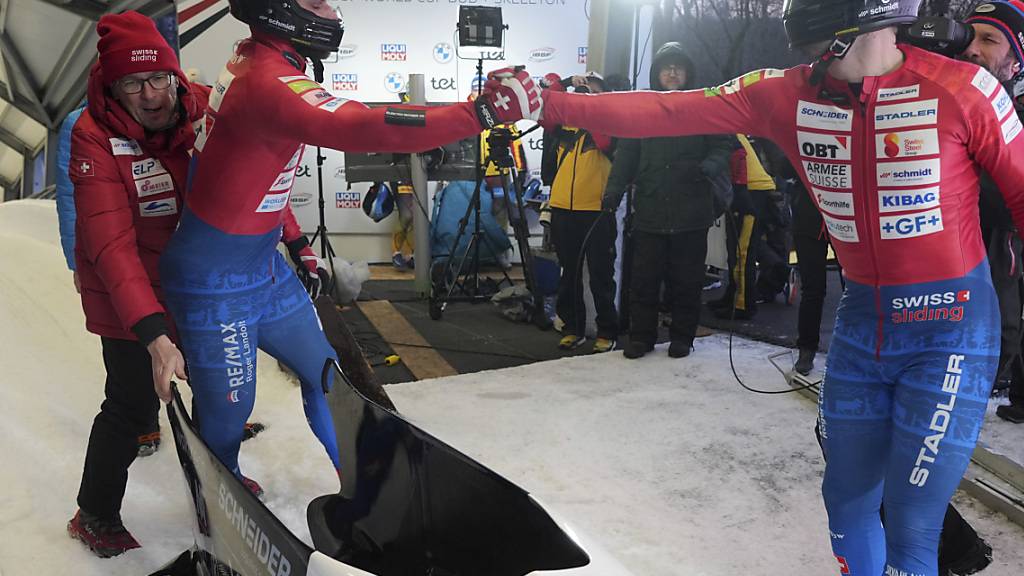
[{"x1": 97, "y1": 11, "x2": 180, "y2": 86}]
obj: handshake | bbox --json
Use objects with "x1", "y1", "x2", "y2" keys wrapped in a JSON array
[{"x1": 475, "y1": 68, "x2": 568, "y2": 128}]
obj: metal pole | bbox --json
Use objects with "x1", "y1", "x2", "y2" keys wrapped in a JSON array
[{"x1": 408, "y1": 74, "x2": 430, "y2": 296}]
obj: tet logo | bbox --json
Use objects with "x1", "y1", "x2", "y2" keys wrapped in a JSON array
[
  {"x1": 381, "y1": 43, "x2": 407, "y2": 61},
  {"x1": 336, "y1": 191, "x2": 360, "y2": 209},
  {"x1": 332, "y1": 73, "x2": 357, "y2": 91}
]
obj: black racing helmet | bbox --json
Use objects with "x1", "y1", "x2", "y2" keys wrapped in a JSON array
[
  {"x1": 783, "y1": 0, "x2": 922, "y2": 47},
  {"x1": 228, "y1": 0, "x2": 344, "y2": 57}
]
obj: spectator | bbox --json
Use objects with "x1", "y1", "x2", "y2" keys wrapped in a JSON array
[
  {"x1": 545, "y1": 72, "x2": 618, "y2": 352},
  {"x1": 66, "y1": 11, "x2": 209, "y2": 557},
  {"x1": 56, "y1": 104, "x2": 165, "y2": 458},
  {"x1": 603, "y1": 43, "x2": 732, "y2": 359},
  {"x1": 962, "y1": 0, "x2": 1024, "y2": 424},
  {"x1": 710, "y1": 134, "x2": 775, "y2": 320},
  {"x1": 392, "y1": 182, "x2": 416, "y2": 269}
]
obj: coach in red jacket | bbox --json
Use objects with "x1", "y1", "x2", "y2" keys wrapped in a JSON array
[{"x1": 65, "y1": 12, "x2": 209, "y2": 558}]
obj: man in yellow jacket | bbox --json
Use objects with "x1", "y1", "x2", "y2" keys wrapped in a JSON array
[{"x1": 547, "y1": 73, "x2": 618, "y2": 353}]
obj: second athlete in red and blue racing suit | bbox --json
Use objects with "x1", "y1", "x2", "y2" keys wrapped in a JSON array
[
  {"x1": 159, "y1": 31, "x2": 486, "y2": 483},
  {"x1": 539, "y1": 45, "x2": 1024, "y2": 576}
]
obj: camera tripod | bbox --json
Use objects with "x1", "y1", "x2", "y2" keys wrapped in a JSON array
[
  {"x1": 428, "y1": 125, "x2": 549, "y2": 328},
  {"x1": 308, "y1": 59, "x2": 339, "y2": 297}
]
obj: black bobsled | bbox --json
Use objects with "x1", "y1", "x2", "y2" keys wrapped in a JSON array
[
  {"x1": 153, "y1": 361, "x2": 589, "y2": 576},
  {"x1": 307, "y1": 359, "x2": 590, "y2": 575}
]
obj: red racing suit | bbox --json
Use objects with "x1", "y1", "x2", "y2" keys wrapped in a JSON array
[
  {"x1": 545, "y1": 45, "x2": 1024, "y2": 285},
  {"x1": 70, "y1": 62, "x2": 210, "y2": 343},
  {"x1": 544, "y1": 44, "x2": 1024, "y2": 576},
  {"x1": 159, "y1": 31, "x2": 485, "y2": 479},
  {"x1": 185, "y1": 31, "x2": 483, "y2": 236}
]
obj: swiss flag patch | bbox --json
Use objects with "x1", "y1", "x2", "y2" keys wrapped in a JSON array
[
  {"x1": 73, "y1": 158, "x2": 94, "y2": 177},
  {"x1": 957, "y1": 290, "x2": 971, "y2": 302}
]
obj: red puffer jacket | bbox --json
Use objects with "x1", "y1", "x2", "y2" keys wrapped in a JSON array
[{"x1": 71, "y1": 61, "x2": 209, "y2": 342}]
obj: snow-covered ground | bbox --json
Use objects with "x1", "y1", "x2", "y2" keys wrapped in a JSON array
[{"x1": 1, "y1": 199, "x2": 1022, "y2": 576}]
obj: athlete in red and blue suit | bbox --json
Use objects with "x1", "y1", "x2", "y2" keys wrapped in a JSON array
[
  {"x1": 485, "y1": 1, "x2": 1024, "y2": 574},
  {"x1": 159, "y1": 0, "x2": 523, "y2": 491}
]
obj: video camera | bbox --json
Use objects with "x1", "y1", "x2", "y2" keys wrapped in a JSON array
[{"x1": 900, "y1": 15, "x2": 976, "y2": 58}]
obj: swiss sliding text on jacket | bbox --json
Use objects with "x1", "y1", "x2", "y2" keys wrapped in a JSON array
[
  {"x1": 160, "y1": 32, "x2": 484, "y2": 479},
  {"x1": 544, "y1": 45, "x2": 1024, "y2": 576},
  {"x1": 70, "y1": 62, "x2": 209, "y2": 343}
]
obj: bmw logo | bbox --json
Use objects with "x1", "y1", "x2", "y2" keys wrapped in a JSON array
[
  {"x1": 433, "y1": 42, "x2": 453, "y2": 64},
  {"x1": 385, "y1": 72, "x2": 406, "y2": 93}
]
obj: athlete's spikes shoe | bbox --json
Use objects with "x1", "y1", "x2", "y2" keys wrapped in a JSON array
[
  {"x1": 558, "y1": 334, "x2": 587, "y2": 350},
  {"x1": 136, "y1": 431, "x2": 160, "y2": 458},
  {"x1": 67, "y1": 509, "x2": 141, "y2": 558},
  {"x1": 241, "y1": 475, "x2": 264, "y2": 499}
]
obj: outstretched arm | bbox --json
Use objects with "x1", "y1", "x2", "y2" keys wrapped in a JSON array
[
  {"x1": 542, "y1": 69, "x2": 790, "y2": 141},
  {"x1": 253, "y1": 75, "x2": 484, "y2": 153}
]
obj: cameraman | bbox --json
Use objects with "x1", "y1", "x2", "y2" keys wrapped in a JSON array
[
  {"x1": 543, "y1": 72, "x2": 619, "y2": 353},
  {"x1": 961, "y1": 0, "x2": 1024, "y2": 424}
]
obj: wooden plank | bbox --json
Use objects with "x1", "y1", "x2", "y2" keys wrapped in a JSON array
[{"x1": 357, "y1": 300, "x2": 457, "y2": 380}]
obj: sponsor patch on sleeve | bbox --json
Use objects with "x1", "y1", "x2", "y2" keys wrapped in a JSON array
[
  {"x1": 971, "y1": 67, "x2": 999, "y2": 97},
  {"x1": 285, "y1": 79, "x2": 322, "y2": 95},
  {"x1": 209, "y1": 67, "x2": 237, "y2": 113},
  {"x1": 72, "y1": 158, "x2": 94, "y2": 177},
  {"x1": 301, "y1": 89, "x2": 335, "y2": 107},
  {"x1": 318, "y1": 98, "x2": 349, "y2": 113},
  {"x1": 256, "y1": 191, "x2": 291, "y2": 213},
  {"x1": 277, "y1": 75, "x2": 311, "y2": 84},
  {"x1": 992, "y1": 89, "x2": 1014, "y2": 121},
  {"x1": 1001, "y1": 112, "x2": 1023, "y2": 144}
]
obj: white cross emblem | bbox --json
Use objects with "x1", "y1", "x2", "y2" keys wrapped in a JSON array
[
  {"x1": 79, "y1": 161, "x2": 91, "y2": 173},
  {"x1": 493, "y1": 93, "x2": 511, "y2": 111}
]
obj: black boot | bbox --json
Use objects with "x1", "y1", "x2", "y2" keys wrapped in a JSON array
[
  {"x1": 668, "y1": 341, "x2": 692, "y2": 358},
  {"x1": 623, "y1": 340, "x2": 654, "y2": 359},
  {"x1": 996, "y1": 403, "x2": 1024, "y2": 423},
  {"x1": 794, "y1": 349, "x2": 815, "y2": 375}
]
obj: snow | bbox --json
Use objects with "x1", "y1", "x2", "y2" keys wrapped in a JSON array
[{"x1": 1, "y1": 199, "x2": 1023, "y2": 576}]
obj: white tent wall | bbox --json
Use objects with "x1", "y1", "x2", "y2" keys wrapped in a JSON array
[{"x1": 179, "y1": 0, "x2": 591, "y2": 263}]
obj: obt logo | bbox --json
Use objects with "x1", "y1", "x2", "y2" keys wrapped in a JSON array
[{"x1": 802, "y1": 142, "x2": 843, "y2": 159}]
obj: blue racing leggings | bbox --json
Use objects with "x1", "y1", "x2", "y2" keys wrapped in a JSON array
[
  {"x1": 820, "y1": 261, "x2": 998, "y2": 576},
  {"x1": 160, "y1": 210, "x2": 340, "y2": 476}
]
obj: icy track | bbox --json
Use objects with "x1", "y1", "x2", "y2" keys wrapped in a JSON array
[{"x1": 1, "y1": 199, "x2": 1022, "y2": 576}]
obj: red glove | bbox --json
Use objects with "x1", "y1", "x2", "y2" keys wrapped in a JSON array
[
  {"x1": 477, "y1": 67, "x2": 543, "y2": 126},
  {"x1": 286, "y1": 237, "x2": 330, "y2": 299}
]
